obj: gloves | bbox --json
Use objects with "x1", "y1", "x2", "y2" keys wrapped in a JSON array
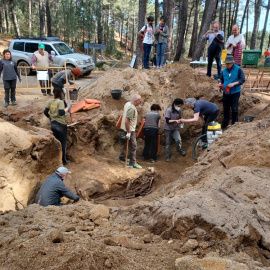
[
  {"x1": 126, "y1": 133, "x2": 131, "y2": 140},
  {"x1": 67, "y1": 104, "x2": 72, "y2": 110}
]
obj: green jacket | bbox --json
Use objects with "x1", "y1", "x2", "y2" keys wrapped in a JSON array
[{"x1": 154, "y1": 25, "x2": 169, "y2": 44}]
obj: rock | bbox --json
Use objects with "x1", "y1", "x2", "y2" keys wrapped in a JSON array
[
  {"x1": 104, "y1": 258, "x2": 112, "y2": 268},
  {"x1": 50, "y1": 229, "x2": 64, "y2": 243},
  {"x1": 93, "y1": 217, "x2": 110, "y2": 227},
  {"x1": 104, "y1": 238, "x2": 118, "y2": 246},
  {"x1": 28, "y1": 230, "x2": 40, "y2": 238},
  {"x1": 64, "y1": 226, "x2": 76, "y2": 232},
  {"x1": 90, "y1": 205, "x2": 110, "y2": 221},
  {"x1": 102, "y1": 64, "x2": 110, "y2": 71},
  {"x1": 175, "y1": 256, "x2": 249, "y2": 270},
  {"x1": 143, "y1": 234, "x2": 152, "y2": 243},
  {"x1": 79, "y1": 226, "x2": 94, "y2": 232},
  {"x1": 181, "y1": 239, "x2": 199, "y2": 253},
  {"x1": 79, "y1": 213, "x2": 89, "y2": 220}
]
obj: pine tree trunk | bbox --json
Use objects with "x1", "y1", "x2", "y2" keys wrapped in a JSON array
[
  {"x1": 233, "y1": 0, "x2": 239, "y2": 25},
  {"x1": 97, "y1": 0, "x2": 103, "y2": 44},
  {"x1": 125, "y1": 13, "x2": 129, "y2": 55},
  {"x1": 184, "y1": 1, "x2": 194, "y2": 42},
  {"x1": 174, "y1": 0, "x2": 188, "y2": 60},
  {"x1": 134, "y1": 0, "x2": 147, "y2": 69},
  {"x1": 10, "y1": 0, "x2": 20, "y2": 37},
  {"x1": 155, "y1": 0, "x2": 159, "y2": 26},
  {"x1": 246, "y1": 6, "x2": 248, "y2": 46},
  {"x1": 163, "y1": 0, "x2": 175, "y2": 61},
  {"x1": 259, "y1": 0, "x2": 270, "y2": 54},
  {"x1": 250, "y1": 0, "x2": 262, "y2": 49},
  {"x1": 4, "y1": 5, "x2": 9, "y2": 33},
  {"x1": 188, "y1": 0, "x2": 200, "y2": 57},
  {"x1": 131, "y1": 12, "x2": 135, "y2": 59},
  {"x1": 0, "y1": 9, "x2": 2, "y2": 33},
  {"x1": 219, "y1": 0, "x2": 224, "y2": 29},
  {"x1": 46, "y1": 0, "x2": 52, "y2": 36},
  {"x1": 227, "y1": 0, "x2": 232, "y2": 38},
  {"x1": 39, "y1": 0, "x2": 46, "y2": 37},
  {"x1": 240, "y1": 0, "x2": 249, "y2": 33},
  {"x1": 193, "y1": 0, "x2": 217, "y2": 60},
  {"x1": 223, "y1": 0, "x2": 227, "y2": 38},
  {"x1": 29, "y1": 0, "x2": 32, "y2": 36}
]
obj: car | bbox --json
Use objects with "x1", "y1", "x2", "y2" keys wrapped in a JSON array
[{"x1": 9, "y1": 37, "x2": 95, "y2": 76}]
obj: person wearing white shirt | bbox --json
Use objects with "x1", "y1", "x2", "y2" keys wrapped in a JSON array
[{"x1": 138, "y1": 16, "x2": 154, "y2": 69}]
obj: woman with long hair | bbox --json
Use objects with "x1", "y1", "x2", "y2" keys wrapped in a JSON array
[
  {"x1": 164, "y1": 99, "x2": 185, "y2": 162},
  {"x1": 44, "y1": 87, "x2": 72, "y2": 165},
  {"x1": 0, "y1": 49, "x2": 21, "y2": 107},
  {"x1": 154, "y1": 16, "x2": 169, "y2": 68}
]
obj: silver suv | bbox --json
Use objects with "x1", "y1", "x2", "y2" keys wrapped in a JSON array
[{"x1": 9, "y1": 37, "x2": 95, "y2": 76}]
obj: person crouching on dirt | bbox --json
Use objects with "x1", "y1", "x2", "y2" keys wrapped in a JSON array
[
  {"x1": 44, "y1": 87, "x2": 72, "y2": 165},
  {"x1": 118, "y1": 94, "x2": 142, "y2": 169},
  {"x1": 180, "y1": 98, "x2": 220, "y2": 147},
  {"x1": 51, "y1": 68, "x2": 81, "y2": 102},
  {"x1": 0, "y1": 49, "x2": 22, "y2": 107},
  {"x1": 35, "y1": 167, "x2": 79, "y2": 207},
  {"x1": 143, "y1": 104, "x2": 162, "y2": 163},
  {"x1": 164, "y1": 99, "x2": 186, "y2": 162}
]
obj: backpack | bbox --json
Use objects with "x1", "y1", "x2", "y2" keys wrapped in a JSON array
[{"x1": 140, "y1": 24, "x2": 154, "y2": 41}]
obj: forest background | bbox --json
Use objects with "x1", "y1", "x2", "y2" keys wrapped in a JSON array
[{"x1": 0, "y1": 0, "x2": 270, "y2": 62}]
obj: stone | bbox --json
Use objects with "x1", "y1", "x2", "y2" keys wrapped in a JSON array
[
  {"x1": 64, "y1": 226, "x2": 76, "y2": 232},
  {"x1": 89, "y1": 205, "x2": 110, "y2": 221},
  {"x1": 143, "y1": 234, "x2": 152, "y2": 243},
  {"x1": 102, "y1": 64, "x2": 110, "y2": 71},
  {"x1": 93, "y1": 217, "x2": 110, "y2": 227},
  {"x1": 104, "y1": 258, "x2": 112, "y2": 268},
  {"x1": 181, "y1": 239, "x2": 199, "y2": 253},
  {"x1": 174, "y1": 256, "x2": 249, "y2": 270},
  {"x1": 28, "y1": 230, "x2": 40, "y2": 238},
  {"x1": 104, "y1": 238, "x2": 118, "y2": 246},
  {"x1": 50, "y1": 229, "x2": 64, "y2": 243}
]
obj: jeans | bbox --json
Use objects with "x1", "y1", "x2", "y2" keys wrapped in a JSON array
[
  {"x1": 207, "y1": 48, "x2": 222, "y2": 79},
  {"x1": 222, "y1": 92, "x2": 241, "y2": 128},
  {"x1": 143, "y1": 128, "x2": 159, "y2": 160},
  {"x1": 202, "y1": 110, "x2": 220, "y2": 142},
  {"x1": 143, "y1": 43, "x2": 152, "y2": 69},
  {"x1": 4, "y1": 79, "x2": 16, "y2": 103},
  {"x1": 51, "y1": 121, "x2": 68, "y2": 163},
  {"x1": 119, "y1": 131, "x2": 137, "y2": 165},
  {"x1": 156, "y1": 43, "x2": 166, "y2": 66},
  {"x1": 165, "y1": 129, "x2": 182, "y2": 158}
]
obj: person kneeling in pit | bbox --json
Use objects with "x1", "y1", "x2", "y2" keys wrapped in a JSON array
[
  {"x1": 35, "y1": 167, "x2": 79, "y2": 207},
  {"x1": 180, "y1": 98, "x2": 219, "y2": 147}
]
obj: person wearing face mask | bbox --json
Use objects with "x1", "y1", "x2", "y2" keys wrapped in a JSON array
[
  {"x1": 180, "y1": 98, "x2": 220, "y2": 146},
  {"x1": 138, "y1": 16, "x2": 155, "y2": 69},
  {"x1": 164, "y1": 99, "x2": 186, "y2": 162},
  {"x1": 154, "y1": 16, "x2": 169, "y2": 68}
]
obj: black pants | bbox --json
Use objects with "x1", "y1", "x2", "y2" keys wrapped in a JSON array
[
  {"x1": 222, "y1": 92, "x2": 241, "y2": 128},
  {"x1": 39, "y1": 80, "x2": 51, "y2": 94},
  {"x1": 207, "y1": 48, "x2": 222, "y2": 79},
  {"x1": 4, "y1": 79, "x2": 16, "y2": 103},
  {"x1": 143, "y1": 127, "x2": 159, "y2": 160},
  {"x1": 51, "y1": 121, "x2": 67, "y2": 163},
  {"x1": 202, "y1": 110, "x2": 220, "y2": 142}
]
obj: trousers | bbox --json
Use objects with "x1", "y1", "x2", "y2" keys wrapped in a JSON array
[
  {"x1": 4, "y1": 79, "x2": 17, "y2": 103},
  {"x1": 143, "y1": 127, "x2": 159, "y2": 160},
  {"x1": 143, "y1": 43, "x2": 152, "y2": 69},
  {"x1": 165, "y1": 129, "x2": 182, "y2": 158},
  {"x1": 156, "y1": 42, "x2": 166, "y2": 66},
  {"x1": 119, "y1": 131, "x2": 137, "y2": 165}
]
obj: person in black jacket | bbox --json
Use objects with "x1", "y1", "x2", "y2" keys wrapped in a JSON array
[{"x1": 35, "y1": 167, "x2": 79, "y2": 206}]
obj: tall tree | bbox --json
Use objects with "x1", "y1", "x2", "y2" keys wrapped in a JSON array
[
  {"x1": 174, "y1": 0, "x2": 188, "y2": 60},
  {"x1": 227, "y1": 0, "x2": 232, "y2": 38},
  {"x1": 232, "y1": 0, "x2": 239, "y2": 26},
  {"x1": 4, "y1": 3, "x2": 9, "y2": 33},
  {"x1": 10, "y1": 0, "x2": 20, "y2": 37},
  {"x1": 163, "y1": 0, "x2": 175, "y2": 61},
  {"x1": 39, "y1": 0, "x2": 46, "y2": 37},
  {"x1": 134, "y1": 0, "x2": 147, "y2": 69},
  {"x1": 223, "y1": 0, "x2": 227, "y2": 38},
  {"x1": 46, "y1": 0, "x2": 52, "y2": 36},
  {"x1": 240, "y1": 0, "x2": 249, "y2": 33},
  {"x1": 260, "y1": 0, "x2": 270, "y2": 54},
  {"x1": 29, "y1": 0, "x2": 32, "y2": 36},
  {"x1": 188, "y1": 0, "x2": 200, "y2": 57},
  {"x1": 250, "y1": 0, "x2": 262, "y2": 49},
  {"x1": 246, "y1": 5, "x2": 248, "y2": 46},
  {"x1": 219, "y1": 0, "x2": 224, "y2": 29},
  {"x1": 193, "y1": 0, "x2": 217, "y2": 60},
  {"x1": 97, "y1": 0, "x2": 103, "y2": 44},
  {"x1": 155, "y1": 0, "x2": 159, "y2": 26}
]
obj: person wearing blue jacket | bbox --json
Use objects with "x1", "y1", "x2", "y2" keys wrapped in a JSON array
[
  {"x1": 35, "y1": 167, "x2": 79, "y2": 206},
  {"x1": 220, "y1": 55, "x2": 245, "y2": 128}
]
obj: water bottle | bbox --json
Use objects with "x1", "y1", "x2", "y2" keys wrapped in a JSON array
[
  {"x1": 180, "y1": 123, "x2": 184, "y2": 128},
  {"x1": 200, "y1": 57, "x2": 203, "y2": 63}
]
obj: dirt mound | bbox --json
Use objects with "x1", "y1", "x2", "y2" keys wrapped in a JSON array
[{"x1": 0, "y1": 119, "x2": 61, "y2": 211}]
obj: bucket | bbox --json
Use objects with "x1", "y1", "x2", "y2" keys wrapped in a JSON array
[
  {"x1": 69, "y1": 90, "x2": 79, "y2": 100},
  {"x1": 111, "y1": 89, "x2": 122, "y2": 100},
  {"x1": 244, "y1": 115, "x2": 255, "y2": 122}
]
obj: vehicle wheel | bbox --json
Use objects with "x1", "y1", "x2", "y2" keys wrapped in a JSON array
[
  {"x1": 192, "y1": 134, "x2": 208, "y2": 160},
  {"x1": 83, "y1": 71, "x2": 92, "y2": 76},
  {"x1": 66, "y1": 64, "x2": 75, "y2": 70},
  {"x1": 18, "y1": 61, "x2": 31, "y2": 76}
]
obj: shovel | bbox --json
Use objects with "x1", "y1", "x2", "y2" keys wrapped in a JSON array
[{"x1": 125, "y1": 139, "x2": 130, "y2": 168}]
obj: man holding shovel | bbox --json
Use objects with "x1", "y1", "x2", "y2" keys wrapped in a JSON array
[{"x1": 118, "y1": 94, "x2": 142, "y2": 169}]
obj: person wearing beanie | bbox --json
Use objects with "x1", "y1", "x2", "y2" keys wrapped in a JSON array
[
  {"x1": 31, "y1": 43, "x2": 53, "y2": 96},
  {"x1": 35, "y1": 167, "x2": 79, "y2": 207},
  {"x1": 164, "y1": 98, "x2": 186, "y2": 162}
]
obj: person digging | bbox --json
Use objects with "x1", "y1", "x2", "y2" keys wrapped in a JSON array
[
  {"x1": 35, "y1": 167, "x2": 79, "y2": 207},
  {"x1": 118, "y1": 94, "x2": 142, "y2": 169}
]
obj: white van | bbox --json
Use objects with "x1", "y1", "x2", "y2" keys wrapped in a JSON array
[{"x1": 9, "y1": 37, "x2": 95, "y2": 76}]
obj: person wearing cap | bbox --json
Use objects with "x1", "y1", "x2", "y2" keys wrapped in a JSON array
[
  {"x1": 180, "y1": 98, "x2": 220, "y2": 146},
  {"x1": 35, "y1": 167, "x2": 79, "y2": 207},
  {"x1": 44, "y1": 87, "x2": 72, "y2": 165},
  {"x1": 31, "y1": 43, "x2": 53, "y2": 96},
  {"x1": 51, "y1": 68, "x2": 81, "y2": 101},
  {"x1": 220, "y1": 55, "x2": 245, "y2": 128}
]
